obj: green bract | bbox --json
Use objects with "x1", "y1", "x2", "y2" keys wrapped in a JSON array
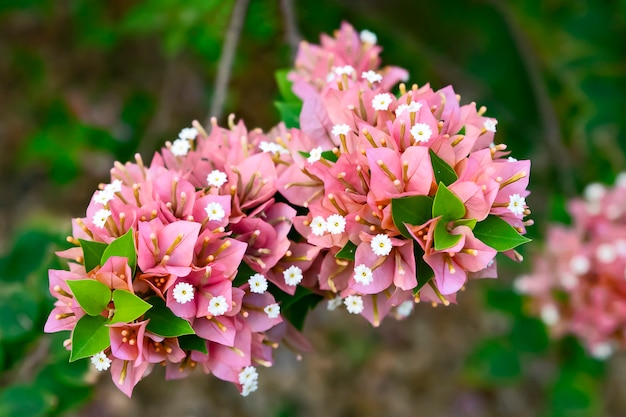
[{"x1": 473, "y1": 215, "x2": 531, "y2": 251}]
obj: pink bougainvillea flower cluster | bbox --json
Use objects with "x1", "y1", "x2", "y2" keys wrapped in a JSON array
[
  {"x1": 45, "y1": 120, "x2": 314, "y2": 397},
  {"x1": 278, "y1": 23, "x2": 531, "y2": 326},
  {"x1": 46, "y1": 21, "x2": 531, "y2": 397},
  {"x1": 515, "y1": 174, "x2": 626, "y2": 359}
]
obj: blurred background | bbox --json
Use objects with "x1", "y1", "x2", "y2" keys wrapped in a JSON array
[{"x1": 1, "y1": 0, "x2": 625, "y2": 416}]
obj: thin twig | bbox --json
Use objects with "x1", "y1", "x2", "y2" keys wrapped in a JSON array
[
  {"x1": 490, "y1": 1, "x2": 575, "y2": 196},
  {"x1": 208, "y1": 0, "x2": 250, "y2": 124},
  {"x1": 280, "y1": 0, "x2": 302, "y2": 60}
]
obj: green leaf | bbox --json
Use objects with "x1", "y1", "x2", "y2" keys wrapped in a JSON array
[
  {"x1": 144, "y1": 297, "x2": 194, "y2": 338},
  {"x1": 275, "y1": 68, "x2": 300, "y2": 103},
  {"x1": 321, "y1": 150, "x2": 338, "y2": 163},
  {"x1": 473, "y1": 215, "x2": 531, "y2": 251},
  {"x1": 101, "y1": 228, "x2": 136, "y2": 272},
  {"x1": 70, "y1": 315, "x2": 110, "y2": 362},
  {"x1": 464, "y1": 338, "x2": 521, "y2": 386},
  {"x1": 433, "y1": 220, "x2": 463, "y2": 251},
  {"x1": 275, "y1": 101, "x2": 302, "y2": 129},
  {"x1": 432, "y1": 182, "x2": 465, "y2": 220},
  {"x1": 413, "y1": 244, "x2": 433, "y2": 293},
  {"x1": 456, "y1": 126, "x2": 466, "y2": 135},
  {"x1": 453, "y1": 218, "x2": 477, "y2": 229},
  {"x1": 335, "y1": 241, "x2": 357, "y2": 261},
  {"x1": 391, "y1": 195, "x2": 433, "y2": 238},
  {"x1": 66, "y1": 279, "x2": 111, "y2": 316},
  {"x1": 429, "y1": 149, "x2": 458, "y2": 186},
  {"x1": 79, "y1": 239, "x2": 108, "y2": 272},
  {"x1": 178, "y1": 334, "x2": 208, "y2": 354},
  {"x1": 110, "y1": 289, "x2": 151, "y2": 323}
]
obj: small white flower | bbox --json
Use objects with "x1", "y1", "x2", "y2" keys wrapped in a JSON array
[
  {"x1": 361, "y1": 70, "x2": 382, "y2": 84},
  {"x1": 207, "y1": 170, "x2": 228, "y2": 187},
  {"x1": 172, "y1": 282, "x2": 195, "y2": 304},
  {"x1": 93, "y1": 189, "x2": 115, "y2": 205},
  {"x1": 596, "y1": 243, "x2": 617, "y2": 264},
  {"x1": 540, "y1": 304, "x2": 559, "y2": 326},
  {"x1": 105, "y1": 179, "x2": 123, "y2": 194},
  {"x1": 327, "y1": 296, "x2": 343, "y2": 311},
  {"x1": 616, "y1": 172, "x2": 626, "y2": 188},
  {"x1": 372, "y1": 93, "x2": 393, "y2": 111},
  {"x1": 259, "y1": 141, "x2": 288, "y2": 154},
  {"x1": 334, "y1": 65, "x2": 355, "y2": 76},
  {"x1": 359, "y1": 29, "x2": 377, "y2": 44},
  {"x1": 484, "y1": 119, "x2": 497, "y2": 132},
  {"x1": 344, "y1": 295, "x2": 364, "y2": 314},
  {"x1": 512, "y1": 276, "x2": 529, "y2": 294},
  {"x1": 591, "y1": 342, "x2": 613, "y2": 360},
  {"x1": 283, "y1": 265, "x2": 303, "y2": 286},
  {"x1": 507, "y1": 194, "x2": 526, "y2": 217},
  {"x1": 507, "y1": 157, "x2": 518, "y2": 162},
  {"x1": 332, "y1": 123, "x2": 351, "y2": 137},
  {"x1": 241, "y1": 379, "x2": 258, "y2": 396},
  {"x1": 570, "y1": 255, "x2": 590, "y2": 275},
  {"x1": 395, "y1": 300, "x2": 414, "y2": 318},
  {"x1": 248, "y1": 273, "x2": 268, "y2": 294},
  {"x1": 325, "y1": 214, "x2": 346, "y2": 235},
  {"x1": 307, "y1": 146, "x2": 323, "y2": 164},
  {"x1": 309, "y1": 216, "x2": 327, "y2": 236},
  {"x1": 239, "y1": 366, "x2": 258, "y2": 385},
  {"x1": 615, "y1": 239, "x2": 626, "y2": 256},
  {"x1": 396, "y1": 101, "x2": 422, "y2": 117},
  {"x1": 92, "y1": 209, "x2": 112, "y2": 229},
  {"x1": 207, "y1": 295, "x2": 229, "y2": 316},
  {"x1": 170, "y1": 138, "x2": 191, "y2": 156},
  {"x1": 264, "y1": 303, "x2": 280, "y2": 319},
  {"x1": 584, "y1": 183, "x2": 605, "y2": 202},
  {"x1": 353, "y1": 264, "x2": 373, "y2": 286},
  {"x1": 410, "y1": 123, "x2": 432, "y2": 143},
  {"x1": 178, "y1": 127, "x2": 198, "y2": 140},
  {"x1": 204, "y1": 202, "x2": 226, "y2": 221},
  {"x1": 370, "y1": 233, "x2": 393, "y2": 256},
  {"x1": 91, "y1": 351, "x2": 112, "y2": 372}
]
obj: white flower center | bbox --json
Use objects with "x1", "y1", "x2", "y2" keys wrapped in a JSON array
[
  {"x1": 484, "y1": 119, "x2": 497, "y2": 133},
  {"x1": 171, "y1": 138, "x2": 191, "y2": 156},
  {"x1": 370, "y1": 234, "x2": 392, "y2": 256},
  {"x1": 307, "y1": 146, "x2": 323, "y2": 164},
  {"x1": 92, "y1": 209, "x2": 112, "y2": 229},
  {"x1": 569, "y1": 255, "x2": 590, "y2": 275},
  {"x1": 372, "y1": 93, "x2": 393, "y2": 111},
  {"x1": 361, "y1": 70, "x2": 382, "y2": 84},
  {"x1": 332, "y1": 123, "x2": 351, "y2": 137},
  {"x1": 396, "y1": 300, "x2": 414, "y2": 318},
  {"x1": 410, "y1": 123, "x2": 432, "y2": 143},
  {"x1": 327, "y1": 296, "x2": 343, "y2": 311},
  {"x1": 204, "y1": 202, "x2": 226, "y2": 221},
  {"x1": 309, "y1": 216, "x2": 327, "y2": 236},
  {"x1": 178, "y1": 127, "x2": 198, "y2": 140},
  {"x1": 344, "y1": 295, "x2": 364, "y2": 314},
  {"x1": 207, "y1": 170, "x2": 228, "y2": 187},
  {"x1": 264, "y1": 303, "x2": 280, "y2": 319},
  {"x1": 507, "y1": 194, "x2": 526, "y2": 217},
  {"x1": 207, "y1": 295, "x2": 229, "y2": 316},
  {"x1": 283, "y1": 265, "x2": 303, "y2": 286},
  {"x1": 325, "y1": 214, "x2": 346, "y2": 235},
  {"x1": 173, "y1": 282, "x2": 195, "y2": 304},
  {"x1": 248, "y1": 273, "x2": 268, "y2": 294},
  {"x1": 353, "y1": 264, "x2": 373, "y2": 285},
  {"x1": 90, "y1": 351, "x2": 112, "y2": 371},
  {"x1": 359, "y1": 29, "x2": 377, "y2": 44}
]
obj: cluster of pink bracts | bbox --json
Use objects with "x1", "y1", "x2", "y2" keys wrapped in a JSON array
[
  {"x1": 516, "y1": 175, "x2": 626, "y2": 359},
  {"x1": 45, "y1": 23, "x2": 531, "y2": 396}
]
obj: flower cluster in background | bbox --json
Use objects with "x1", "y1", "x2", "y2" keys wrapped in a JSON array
[
  {"x1": 515, "y1": 174, "x2": 626, "y2": 359},
  {"x1": 45, "y1": 22, "x2": 531, "y2": 397}
]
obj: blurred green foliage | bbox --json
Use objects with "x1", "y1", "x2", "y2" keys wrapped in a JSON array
[{"x1": 0, "y1": 0, "x2": 625, "y2": 416}]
